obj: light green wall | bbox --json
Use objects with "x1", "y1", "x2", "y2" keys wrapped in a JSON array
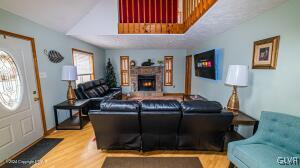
[
  {"x1": 0, "y1": 9, "x2": 106, "y2": 130},
  {"x1": 188, "y1": 0, "x2": 300, "y2": 137},
  {"x1": 105, "y1": 49, "x2": 188, "y2": 93}
]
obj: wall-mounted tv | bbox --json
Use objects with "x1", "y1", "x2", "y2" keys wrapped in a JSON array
[{"x1": 194, "y1": 49, "x2": 221, "y2": 80}]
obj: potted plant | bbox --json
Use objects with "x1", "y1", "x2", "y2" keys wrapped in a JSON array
[{"x1": 157, "y1": 59, "x2": 163, "y2": 66}]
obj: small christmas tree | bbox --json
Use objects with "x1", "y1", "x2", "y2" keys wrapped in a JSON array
[{"x1": 105, "y1": 59, "x2": 117, "y2": 88}]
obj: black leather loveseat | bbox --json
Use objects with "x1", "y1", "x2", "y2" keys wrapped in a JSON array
[
  {"x1": 89, "y1": 99, "x2": 234, "y2": 151},
  {"x1": 75, "y1": 79, "x2": 122, "y2": 113}
]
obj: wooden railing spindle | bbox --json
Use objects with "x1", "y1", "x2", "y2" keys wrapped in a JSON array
[{"x1": 118, "y1": 0, "x2": 217, "y2": 34}]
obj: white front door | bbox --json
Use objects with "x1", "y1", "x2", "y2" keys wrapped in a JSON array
[{"x1": 0, "y1": 34, "x2": 44, "y2": 162}]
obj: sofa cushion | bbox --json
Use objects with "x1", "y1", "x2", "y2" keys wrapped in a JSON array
[
  {"x1": 95, "y1": 86, "x2": 106, "y2": 96},
  {"x1": 101, "y1": 84, "x2": 110, "y2": 92},
  {"x1": 141, "y1": 100, "x2": 181, "y2": 111},
  {"x1": 181, "y1": 100, "x2": 222, "y2": 113},
  {"x1": 85, "y1": 88, "x2": 100, "y2": 98},
  {"x1": 74, "y1": 88, "x2": 86, "y2": 99},
  {"x1": 78, "y1": 81, "x2": 95, "y2": 91},
  {"x1": 100, "y1": 100, "x2": 140, "y2": 112},
  {"x1": 99, "y1": 79, "x2": 106, "y2": 85},
  {"x1": 93, "y1": 79, "x2": 102, "y2": 86},
  {"x1": 233, "y1": 143, "x2": 294, "y2": 168}
]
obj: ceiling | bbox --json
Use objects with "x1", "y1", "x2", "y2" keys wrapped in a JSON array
[
  {"x1": 0, "y1": 0, "x2": 287, "y2": 49},
  {"x1": 0, "y1": 0, "x2": 100, "y2": 33}
]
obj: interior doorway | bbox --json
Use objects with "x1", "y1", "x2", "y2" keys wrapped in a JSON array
[{"x1": 185, "y1": 55, "x2": 192, "y2": 95}]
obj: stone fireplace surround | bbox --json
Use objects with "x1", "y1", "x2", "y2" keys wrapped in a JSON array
[{"x1": 130, "y1": 66, "x2": 163, "y2": 96}]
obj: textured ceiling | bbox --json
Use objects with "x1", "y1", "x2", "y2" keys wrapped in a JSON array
[
  {"x1": 0, "y1": 0, "x2": 100, "y2": 32},
  {"x1": 75, "y1": 0, "x2": 287, "y2": 49},
  {"x1": 0, "y1": 0, "x2": 287, "y2": 49}
]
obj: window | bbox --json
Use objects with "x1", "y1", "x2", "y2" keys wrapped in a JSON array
[
  {"x1": 164, "y1": 56, "x2": 173, "y2": 86},
  {"x1": 0, "y1": 50, "x2": 22, "y2": 110},
  {"x1": 72, "y1": 48, "x2": 94, "y2": 85},
  {"x1": 120, "y1": 56, "x2": 129, "y2": 86}
]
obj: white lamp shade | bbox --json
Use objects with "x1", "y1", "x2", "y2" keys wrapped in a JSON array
[
  {"x1": 61, "y1": 65, "x2": 78, "y2": 81},
  {"x1": 225, "y1": 65, "x2": 248, "y2": 86}
]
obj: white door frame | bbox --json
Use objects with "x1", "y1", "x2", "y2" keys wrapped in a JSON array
[{"x1": 0, "y1": 29, "x2": 47, "y2": 137}]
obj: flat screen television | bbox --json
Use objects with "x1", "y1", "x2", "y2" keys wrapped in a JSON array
[{"x1": 194, "y1": 49, "x2": 221, "y2": 80}]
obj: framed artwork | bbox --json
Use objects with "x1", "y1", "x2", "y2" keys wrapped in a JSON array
[{"x1": 252, "y1": 36, "x2": 280, "y2": 69}]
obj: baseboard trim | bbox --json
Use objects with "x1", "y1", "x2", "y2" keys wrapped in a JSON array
[{"x1": 45, "y1": 127, "x2": 56, "y2": 136}]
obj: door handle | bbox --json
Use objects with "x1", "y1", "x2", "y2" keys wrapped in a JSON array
[{"x1": 33, "y1": 91, "x2": 39, "y2": 101}]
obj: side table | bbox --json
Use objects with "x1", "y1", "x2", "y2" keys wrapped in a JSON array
[
  {"x1": 182, "y1": 94, "x2": 208, "y2": 101},
  {"x1": 53, "y1": 99, "x2": 90, "y2": 130},
  {"x1": 231, "y1": 111, "x2": 259, "y2": 134},
  {"x1": 224, "y1": 110, "x2": 259, "y2": 150}
]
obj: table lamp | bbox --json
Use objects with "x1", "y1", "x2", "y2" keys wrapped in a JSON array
[
  {"x1": 61, "y1": 65, "x2": 78, "y2": 104},
  {"x1": 225, "y1": 65, "x2": 248, "y2": 114}
]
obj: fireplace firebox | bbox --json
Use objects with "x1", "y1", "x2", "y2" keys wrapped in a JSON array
[{"x1": 138, "y1": 75, "x2": 156, "y2": 91}]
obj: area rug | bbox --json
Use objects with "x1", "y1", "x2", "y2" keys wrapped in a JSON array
[
  {"x1": 101, "y1": 157, "x2": 203, "y2": 168},
  {"x1": 2, "y1": 138, "x2": 63, "y2": 168}
]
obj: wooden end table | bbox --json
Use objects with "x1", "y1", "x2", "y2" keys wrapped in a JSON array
[
  {"x1": 53, "y1": 99, "x2": 90, "y2": 130},
  {"x1": 231, "y1": 111, "x2": 259, "y2": 135},
  {"x1": 182, "y1": 94, "x2": 208, "y2": 101},
  {"x1": 224, "y1": 110, "x2": 259, "y2": 151}
]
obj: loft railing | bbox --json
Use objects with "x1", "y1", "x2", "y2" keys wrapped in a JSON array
[
  {"x1": 118, "y1": 0, "x2": 217, "y2": 34},
  {"x1": 182, "y1": 0, "x2": 216, "y2": 32}
]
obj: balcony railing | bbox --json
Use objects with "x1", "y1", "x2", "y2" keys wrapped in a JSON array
[{"x1": 118, "y1": 0, "x2": 217, "y2": 34}]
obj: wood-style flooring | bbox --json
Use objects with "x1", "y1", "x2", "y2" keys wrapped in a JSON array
[{"x1": 33, "y1": 123, "x2": 230, "y2": 168}]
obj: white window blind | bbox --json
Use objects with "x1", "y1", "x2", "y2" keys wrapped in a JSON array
[{"x1": 73, "y1": 49, "x2": 94, "y2": 85}]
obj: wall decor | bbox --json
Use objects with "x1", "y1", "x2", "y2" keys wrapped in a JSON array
[
  {"x1": 252, "y1": 36, "x2": 280, "y2": 69},
  {"x1": 44, "y1": 49, "x2": 64, "y2": 63},
  {"x1": 141, "y1": 59, "x2": 154, "y2": 66},
  {"x1": 130, "y1": 60, "x2": 136, "y2": 68}
]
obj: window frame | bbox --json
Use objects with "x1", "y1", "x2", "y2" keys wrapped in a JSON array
[
  {"x1": 120, "y1": 56, "x2": 129, "y2": 86},
  {"x1": 164, "y1": 56, "x2": 173, "y2": 86},
  {"x1": 72, "y1": 48, "x2": 95, "y2": 85}
]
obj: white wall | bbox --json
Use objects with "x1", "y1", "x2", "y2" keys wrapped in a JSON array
[
  {"x1": 105, "y1": 49, "x2": 188, "y2": 93},
  {"x1": 67, "y1": 0, "x2": 118, "y2": 35},
  {"x1": 0, "y1": 9, "x2": 106, "y2": 130},
  {"x1": 188, "y1": 0, "x2": 300, "y2": 137}
]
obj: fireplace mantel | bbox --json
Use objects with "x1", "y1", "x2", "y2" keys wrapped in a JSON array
[{"x1": 130, "y1": 66, "x2": 163, "y2": 96}]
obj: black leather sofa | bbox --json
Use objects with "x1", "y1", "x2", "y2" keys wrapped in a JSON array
[
  {"x1": 141, "y1": 100, "x2": 182, "y2": 150},
  {"x1": 74, "y1": 79, "x2": 122, "y2": 113},
  {"x1": 89, "y1": 100, "x2": 141, "y2": 150},
  {"x1": 178, "y1": 100, "x2": 233, "y2": 151},
  {"x1": 89, "y1": 99, "x2": 234, "y2": 151}
]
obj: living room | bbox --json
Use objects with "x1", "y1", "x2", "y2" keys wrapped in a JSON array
[{"x1": 0, "y1": 0, "x2": 299, "y2": 168}]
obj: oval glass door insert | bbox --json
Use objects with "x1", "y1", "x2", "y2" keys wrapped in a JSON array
[{"x1": 0, "y1": 50, "x2": 22, "y2": 110}]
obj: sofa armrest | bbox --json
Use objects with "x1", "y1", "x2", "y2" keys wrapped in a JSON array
[
  {"x1": 109, "y1": 87, "x2": 122, "y2": 92},
  {"x1": 88, "y1": 97, "x2": 107, "y2": 110},
  {"x1": 89, "y1": 97, "x2": 106, "y2": 102}
]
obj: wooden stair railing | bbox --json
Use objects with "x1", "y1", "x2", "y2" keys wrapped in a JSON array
[{"x1": 118, "y1": 0, "x2": 217, "y2": 34}]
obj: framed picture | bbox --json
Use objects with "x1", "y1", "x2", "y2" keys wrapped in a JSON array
[{"x1": 252, "y1": 36, "x2": 280, "y2": 69}]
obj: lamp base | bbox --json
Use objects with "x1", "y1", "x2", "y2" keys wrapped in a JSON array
[
  {"x1": 67, "y1": 81, "x2": 76, "y2": 105},
  {"x1": 227, "y1": 86, "x2": 239, "y2": 115}
]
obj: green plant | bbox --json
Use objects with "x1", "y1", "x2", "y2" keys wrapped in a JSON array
[
  {"x1": 157, "y1": 59, "x2": 163, "y2": 65},
  {"x1": 105, "y1": 59, "x2": 117, "y2": 88}
]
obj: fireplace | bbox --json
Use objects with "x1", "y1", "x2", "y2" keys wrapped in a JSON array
[{"x1": 138, "y1": 75, "x2": 156, "y2": 91}]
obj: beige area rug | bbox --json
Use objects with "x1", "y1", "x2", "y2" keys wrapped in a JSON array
[
  {"x1": 101, "y1": 157, "x2": 203, "y2": 168},
  {"x1": 127, "y1": 95, "x2": 183, "y2": 102}
]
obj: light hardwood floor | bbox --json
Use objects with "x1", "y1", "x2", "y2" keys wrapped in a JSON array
[{"x1": 33, "y1": 123, "x2": 230, "y2": 168}]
